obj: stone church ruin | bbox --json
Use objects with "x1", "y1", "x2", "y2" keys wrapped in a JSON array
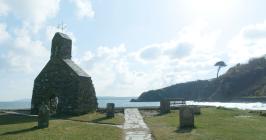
[{"x1": 31, "y1": 32, "x2": 97, "y2": 115}]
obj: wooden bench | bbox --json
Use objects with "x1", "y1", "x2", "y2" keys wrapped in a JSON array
[{"x1": 167, "y1": 98, "x2": 186, "y2": 106}]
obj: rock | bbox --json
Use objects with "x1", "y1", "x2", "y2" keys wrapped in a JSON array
[
  {"x1": 160, "y1": 99, "x2": 170, "y2": 114},
  {"x1": 259, "y1": 111, "x2": 266, "y2": 117},
  {"x1": 179, "y1": 106, "x2": 194, "y2": 129},
  {"x1": 130, "y1": 99, "x2": 138, "y2": 102},
  {"x1": 192, "y1": 106, "x2": 201, "y2": 115},
  {"x1": 38, "y1": 103, "x2": 50, "y2": 128},
  {"x1": 106, "y1": 103, "x2": 115, "y2": 117}
]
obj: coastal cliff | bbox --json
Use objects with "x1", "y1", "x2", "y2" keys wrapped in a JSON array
[{"x1": 133, "y1": 56, "x2": 266, "y2": 102}]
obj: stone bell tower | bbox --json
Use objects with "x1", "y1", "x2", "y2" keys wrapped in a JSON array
[
  {"x1": 31, "y1": 32, "x2": 98, "y2": 115},
  {"x1": 51, "y1": 33, "x2": 72, "y2": 59}
]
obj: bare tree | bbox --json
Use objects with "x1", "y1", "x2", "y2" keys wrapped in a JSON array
[{"x1": 214, "y1": 61, "x2": 227, "y2": 78}]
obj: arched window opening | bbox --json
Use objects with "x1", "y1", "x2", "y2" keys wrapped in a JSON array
[{"x1": 49, "y1": 95, "x2": 59, "y2": 114}]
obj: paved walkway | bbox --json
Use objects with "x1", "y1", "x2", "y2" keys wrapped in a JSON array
[{"x1": 123, "y1": 108, "x2": 152, "y2": 140}]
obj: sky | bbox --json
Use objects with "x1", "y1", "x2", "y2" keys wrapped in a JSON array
[{"x1": 1, "y1": 0, "x2": 266, "y2": 101}]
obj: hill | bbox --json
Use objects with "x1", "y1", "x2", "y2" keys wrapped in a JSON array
[{"x1": 133, "y1": 56, "x2": 266, "y2": 102}]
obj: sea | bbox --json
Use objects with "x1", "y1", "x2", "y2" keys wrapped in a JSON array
[
  {"x1": 1, "y1": 97, "x2": 266, "y2": 110},
  {"x1": 0, "y1": 97, "x2": 159, "y2": 110}
]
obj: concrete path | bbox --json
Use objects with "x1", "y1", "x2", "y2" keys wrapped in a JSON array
[{"x1": 123, "y1": 108, "x2": 152, "y2": 140}]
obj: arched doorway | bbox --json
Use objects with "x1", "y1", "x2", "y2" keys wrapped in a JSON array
[{"x1": 49, "y1": 95, "x2": 59, "y2": 114}]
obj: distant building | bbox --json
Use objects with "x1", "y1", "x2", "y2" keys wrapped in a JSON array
[{"x1": 31, "y1": 32, "x2": 97, "y2": 115}]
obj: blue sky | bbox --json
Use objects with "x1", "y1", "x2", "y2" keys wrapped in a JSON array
[{"x1": 1, "y1": 0, "x2": 266, "y2": 101}]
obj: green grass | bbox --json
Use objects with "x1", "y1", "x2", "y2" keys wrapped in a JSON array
[
  {"x1": 0, "y1": 112, "x2": 124, "y2": 140},
  {"x1": 67, "y1": 112, "x2": 124, "y2": 125},
  {"x1": 143, "y1": 107, "x2": 266, "y2": 140}
]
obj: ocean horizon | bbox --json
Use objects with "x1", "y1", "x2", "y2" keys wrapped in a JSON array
[
  {"x1": 1, "y1": 97, "x2": 266, "y2": 110},
  {"x1": 0, "y1": 97, "x2": 160, "y2": 109}
]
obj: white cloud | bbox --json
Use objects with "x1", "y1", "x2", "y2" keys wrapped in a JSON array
[
  {"x1": 0, "y1": 23, "x2": 10, "y2": 43},
  {"x1": 164, "y1": 42, "x2": 193, "y2": 59},
  {"x1": 76, "y1": 21, "x2": 224, "y2": 97},
  {"x1": 78, "y1": 44, "x2": 155, "y2": 97},
  {"x1": 136, "y1": 41, "x2": 193, "y2": 63},
  {"x1": 132, "y1": 21, "x2": 222, "y2": 87},
  {"x1": 243, "y1": 21, "x2": 266, "y2": 39},
  {"x1": 79, "y1": 44, "x2": 134, "y2": 96},
  {"x1": 227, "y1": 21, "x2": 266, "y2": 64},
  {"x1": 0, "y1": 0, "x2": 9, "y2": 16},
  {"x1": 71, "y1": 0, "x2": 95, "y2": 19},
  {"x1": 82, "y1": 51, "x2": 94, "y2": 61},
  {"x1": 3, "y1": 0, "x2": 60, "y2": 32},
  {"x1": 0, "y1": 0, "x2": 96, "y2": 32},
  {"x1": 138, "y1": 44, "x2": 163, "y2": 62},
  {"x1": 3, "y1": 27, "x2": 49, "y2": 73}
]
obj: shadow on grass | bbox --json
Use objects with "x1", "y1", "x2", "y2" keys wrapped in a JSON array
[
  {"x1": 69, "y1": 116, "x2": 117, "y2": 125},
  {"x1": 1, "y1": 126, "x2": 38, "y2": 136},
  {"x1": 91, "y1": 116, "x2": 115, "y2": 124},
  {"x1": 0, "y1": 114, "x2": 37, "y2": 125},
  {"x1": 51, "y1": 114, "x2": 70, "y2": 120},
  {"x1": 155, "y1": 111, "x2": 171, "y2": 116},
  {"x1": 175, "y1": 127, "x2": 194, "y2": 133},
  {"x1": 53, "y1": 114, "x2": 118, "y2": 125}
]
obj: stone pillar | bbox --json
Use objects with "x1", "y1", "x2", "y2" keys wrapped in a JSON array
[
  {"x1": 38, "y1": 103, "x2": 50, "y2": 128},
  {"x1": 106, "y1": 103, "x2": 115, "y2": 117},
  {"x1": 160, "y1": 99, "x2": 170, "y2": 114},
  {"x1": 179, "y1": 106, "x2": 194, "y2": 129}
]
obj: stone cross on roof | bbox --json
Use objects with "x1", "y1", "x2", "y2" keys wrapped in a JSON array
[{"x1": 57, "y1": 21, "x2": 67, "y2": 33}]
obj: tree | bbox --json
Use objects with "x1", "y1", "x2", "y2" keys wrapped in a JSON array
[{"x1": 214, "y1": 61, "x2": 227, "y2": 78}]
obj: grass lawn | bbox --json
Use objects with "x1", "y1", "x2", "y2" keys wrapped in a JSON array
[
  {"x1": 142, "y1": 107, "x2": 266, "y2": 140},
  {"x1": 0, "y1": 112, "x2": 124, "y2": 140},
  {"x1": 66, "y1": 112, "x2": 124, "y2": 125}
]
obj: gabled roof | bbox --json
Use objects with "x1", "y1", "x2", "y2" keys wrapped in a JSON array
[{"x1": 63, "y1": 59, "x2": 90, "y2": 77}]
